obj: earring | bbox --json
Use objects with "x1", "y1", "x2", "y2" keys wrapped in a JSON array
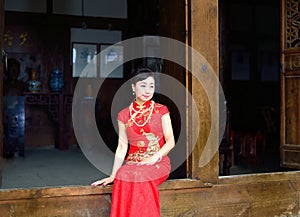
[{"x1": 132, "y1": 91, "x2": 135, "y2": 95}]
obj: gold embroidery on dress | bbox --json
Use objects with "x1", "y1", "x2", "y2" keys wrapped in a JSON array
[
  {"x1": 127, "y1": 131, "x2": 160, "y2": 162},
  {"x1": 143, "y1": 132, "x2": 160, "y2": 154}
]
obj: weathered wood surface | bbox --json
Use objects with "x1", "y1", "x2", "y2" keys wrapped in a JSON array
[
  {"x1": 280, "y1": 0, "x2": 300, "y2": 169},
  {"x1": 190, "y1": 0, "x2": 220, "y2": 183},
  {"x1": 0, "y1": 172, "x2": 299, "y2": 217},
  {"x1": 0, "y1": 186, "x2": 112, "y2": 217}
]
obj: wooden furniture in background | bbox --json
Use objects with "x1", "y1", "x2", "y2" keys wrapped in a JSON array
[
  {"x1": 235, "y1": 131, "x2": 265, "y2": 166},
  {"x1": 24, "y1": 92, "x2": 73, "y2": 150}
]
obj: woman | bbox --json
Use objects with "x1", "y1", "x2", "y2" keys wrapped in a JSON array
[{"x1": 91, "y1": 67, "x2": 175, "y2": 217}]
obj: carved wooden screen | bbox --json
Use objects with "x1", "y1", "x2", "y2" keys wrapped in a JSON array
[{"x1": 280, "y1": 0, "x2": 300, "y2": 168}]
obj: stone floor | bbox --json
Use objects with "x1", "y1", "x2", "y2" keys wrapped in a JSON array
[
  {"x1": 0, "y1": 144, "x2": 288, "y2": 189},
  {"x1": 1, "y1": 145, "x2": 106, "y2": 189}
]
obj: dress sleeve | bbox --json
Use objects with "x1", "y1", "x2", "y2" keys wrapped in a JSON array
[
  {"x1": 160, "y1": 105, "x2": 170, "y2": 116},
  {"x1": 117, "y1": 108, "x2": 128, "y2": 124}
]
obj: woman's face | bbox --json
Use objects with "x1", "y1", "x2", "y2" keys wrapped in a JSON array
[{"x1": 132, "y1": 76, "x2": 155, "y2": 104}]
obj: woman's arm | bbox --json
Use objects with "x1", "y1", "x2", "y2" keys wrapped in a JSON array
[
  {"x1": 110, "y1": 121, "x2": 128, "y2": 178},
  {"x1": 139, "y1": 113, "x2": 175, "y2": 165},
  {"x1": 91, "y1": 121, "x2": 128, "y2": 186},
  {"x1": 158, "y1": 113, "x2": 175, "y2": 156}
]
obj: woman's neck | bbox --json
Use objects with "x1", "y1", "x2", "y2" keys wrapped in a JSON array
[{"x1": 135, "y1": 99, "x2": 148, "y2": 105}]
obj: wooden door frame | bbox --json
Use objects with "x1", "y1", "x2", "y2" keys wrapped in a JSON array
[
  {"x1": 188, "y1": 0, "x2": 220, "y2": 182},
  {"x1": 280, "y1": 0, "x2": 300, "y2": 169},
  {"x1": 280, "y1": 0, "x2": 285, "y2": 168},
  {"x1": 0, "y1": 0, "x2": 4, "y2": 186}
]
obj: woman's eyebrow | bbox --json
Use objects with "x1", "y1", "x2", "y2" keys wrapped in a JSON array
[{"x1": 139, "y1": 81, "x2": 154, "y2": 85}]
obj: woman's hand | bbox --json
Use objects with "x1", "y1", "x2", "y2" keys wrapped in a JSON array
[
  {"x1": 91, "y1": 176, "x2": 114, "y2": 187},
  {"x1": 138, "y1": 153, "x2": 161, "y2": 165}
]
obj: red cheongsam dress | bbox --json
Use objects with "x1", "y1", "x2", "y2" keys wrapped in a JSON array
[{"x1": 110, "y1": 100, "x2": 171, "y2": 217}]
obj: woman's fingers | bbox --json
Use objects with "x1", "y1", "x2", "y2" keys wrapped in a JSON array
[
  {"x1": 138, "y1": 155, "x2": 159, "y2": 165},
  {"x1": 91, "y1": 177, "x2": 115, "y2": 187},
  {"x1": 91, "y1": 180, "x2": 103, "y2": 186},
  {"x1": 91, "y1": 178, "x2": 111, "y2": 186},
  {"x1": 102, "y1": 179, "x2": 110, "y2": 186}
]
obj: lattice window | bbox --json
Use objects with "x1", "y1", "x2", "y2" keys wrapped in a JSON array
[{"x1": 286, "y1": 0, "x2": 300, "y2": 49}]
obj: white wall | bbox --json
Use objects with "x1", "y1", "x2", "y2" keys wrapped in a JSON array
[{"x1": 5, "y1": 0, "x2": 127, "y2": 18}]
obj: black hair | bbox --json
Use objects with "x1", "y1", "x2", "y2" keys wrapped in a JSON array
[{"x1": 131, "y1": 66, "x2": 155, "y2": 85}]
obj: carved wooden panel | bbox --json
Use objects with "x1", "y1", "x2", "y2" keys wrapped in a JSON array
[
  {"x1": 285, "y1": 0, "x2": 300, "y2": 49},
  {"x1": 281, "y1": 76, "x2": 300, "y2": 168},
  {"x1": 284, "y1": 53, "x2": 300, "y2": 71},
  {"x1": 24, "y1": 93, "x2": 73, "y2": 149},
  {"x1": 25, "y1": 93, "x2": 60, "y2": 122},
  {"x1": 284, "y1": 76, "x2": 300, "y2": 144},
  {"x1": 281, "y1": 0, "x2": 300, "y2": 168}
]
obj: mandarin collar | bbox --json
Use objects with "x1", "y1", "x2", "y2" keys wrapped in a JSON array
[{"x1": 132, "y1": 100, "x2": 152, "y2": 110}]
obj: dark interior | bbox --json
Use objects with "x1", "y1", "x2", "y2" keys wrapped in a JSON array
[{"x1": 2, "y1": 0, "x2": 284, "y2": 182}]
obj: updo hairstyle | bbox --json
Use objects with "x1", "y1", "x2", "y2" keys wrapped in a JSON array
[{"x1": 131, "y1": 66, "x2": 156, "y2": 85}]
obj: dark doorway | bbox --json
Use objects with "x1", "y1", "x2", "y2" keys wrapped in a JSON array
[{"x1": 219, "y1": 0, "x2": 282, "y2": 175}]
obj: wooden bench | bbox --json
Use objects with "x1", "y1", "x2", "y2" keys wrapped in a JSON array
[{"x1": 0, "y1": 172, "x2": 299, "y2": 217}]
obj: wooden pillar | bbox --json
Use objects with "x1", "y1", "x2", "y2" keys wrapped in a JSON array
[
  {"x1": 0, "y1": 0, "x2": 4, "y2": 187},
  {"x1": 189, "y1": 0, "x2": 219, "y2": 183}
]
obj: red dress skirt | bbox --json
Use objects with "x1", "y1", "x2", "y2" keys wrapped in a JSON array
[{"x1": 110, "y1": 101, "x2": 171, "y2": 217}]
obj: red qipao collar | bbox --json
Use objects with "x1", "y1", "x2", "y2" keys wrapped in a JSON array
[{"x1": 131, "y1": 100, "x2": 153, "y2": 111}]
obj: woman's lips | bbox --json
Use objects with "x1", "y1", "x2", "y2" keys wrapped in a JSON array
[{"x1": 143, "y1": 95, "x2": 151, "y2": 99}]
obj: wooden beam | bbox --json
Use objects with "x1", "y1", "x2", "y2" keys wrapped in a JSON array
[
  {"x1": 0, "y1": 172, "x2": 299, "y2": 216},
  {"x1": 189, "y1": 0, "x2": 219, "y2": 183}
]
